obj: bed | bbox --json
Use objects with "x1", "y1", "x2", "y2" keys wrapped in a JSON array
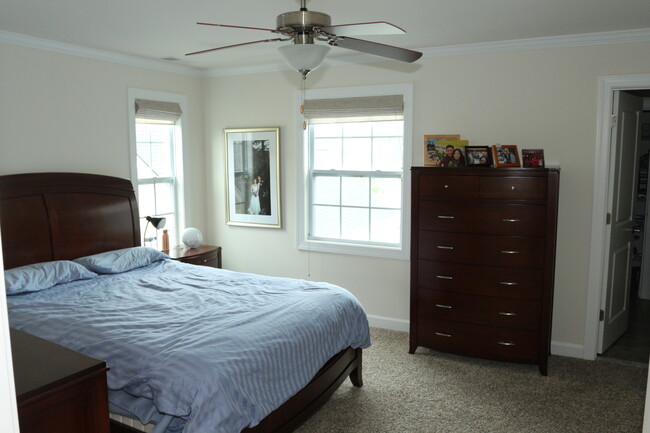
[{"x1": 0, "y1": 172, "x2": 370, "y2": 433}]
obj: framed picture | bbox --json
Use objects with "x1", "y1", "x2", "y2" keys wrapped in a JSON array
[
  {"x1": 465, "y1": 146, "x2": 492, "y2": 167},
  {"x1": 436, "y1": 140, "x2": 469, "y2": 167},
  {"x1": 521, "y1": 149, "x2": 545, "y2": 168},
  {"x1": 225, "y1": 127, "x2": 281, "y2": 228},
  {"x1": 424, "y1": 134, "x2": 460, "y2": 166},
  {"x1": 492, "y1": 145, "x2": 520, "y2": 167}
]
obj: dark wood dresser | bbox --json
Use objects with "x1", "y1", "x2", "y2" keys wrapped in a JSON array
[
  {"x1": 166, "y1": 245, "x2": 222, "y2": 268},
  {"x1": 409, "y1": 167, "x2": 559, "y2": 375},
  {"x1": 11, "y1": 328, "x2": 110, "y2": 433}
]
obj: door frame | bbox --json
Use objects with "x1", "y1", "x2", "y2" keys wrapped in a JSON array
[{"x1": 585, "y1": 74, "x2": 650, "y2": 360}]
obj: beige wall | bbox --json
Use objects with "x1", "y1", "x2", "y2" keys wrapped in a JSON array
[
  {"x1": 204, "y1": 42, "x2": 650, "y2": 353},
  {"x1": 0, "y1": 42, "x2": 207, "y2": 231},
  {"x1": 3, "y1": 38, "x2": 650, "y2": 354}
]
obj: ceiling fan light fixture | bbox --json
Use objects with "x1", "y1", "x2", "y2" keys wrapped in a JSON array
[{"x1": 279, "y1": 43, "x2": 330, "y2": 78}]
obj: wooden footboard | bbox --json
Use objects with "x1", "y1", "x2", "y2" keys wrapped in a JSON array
[{"x1": 110, "y1": 347, "x2": 363, "y2": 433}]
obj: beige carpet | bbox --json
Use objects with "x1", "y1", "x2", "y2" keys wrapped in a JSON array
[{"x1": 296, "y1": 328, "x2": 647, "y2": 433}]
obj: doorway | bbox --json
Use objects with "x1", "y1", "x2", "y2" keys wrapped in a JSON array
[{"x1": 586, "y1": 74, "x2": 650, "y2": 364}]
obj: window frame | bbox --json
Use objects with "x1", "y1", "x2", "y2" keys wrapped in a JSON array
[
  {"x1": 296, "y1": 83, "x2": 413, "y2": 260},
  {"x1": 127, "y1": 88, "x2": 188, "y2": 245}
]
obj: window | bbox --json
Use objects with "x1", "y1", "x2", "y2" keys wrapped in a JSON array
[
  {"x1": 297, "y1": 84, "x2": 413, "y2": 259},
  {"x1": 128, "y1": 90, "x2": 186, "y2": 247}
]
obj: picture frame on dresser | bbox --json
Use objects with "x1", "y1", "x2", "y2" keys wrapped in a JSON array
[
  {"x1": 465, "y1": 146, "x2": 493, "y2": 167},
  {"x1": 423, "y1": 134, "x2": 460, "y2": 166},
  {"x1": 492, "y1": 145, "x2": 520, "y2": 167},
  {"x1": 224, "y1": 127, "x2": 281, "y2": 228}
]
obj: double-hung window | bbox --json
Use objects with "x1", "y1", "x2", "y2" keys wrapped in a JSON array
[
  {"x1": 128, "y1": 90, "x2": 186, "y2": 246},
  {"x1": 298, "y1": 84, "x2": 412, "y2": 259}
]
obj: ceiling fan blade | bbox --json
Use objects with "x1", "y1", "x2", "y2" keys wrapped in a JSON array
[
  {"x1": 196, "y1": 22, "x2": 292, "y2": 35},
  {"x1": 318, "y1": 21, "x2": 405, "y2": 37},
  {"x1": 332, "y1": 37, "x2": 422, "y2": 63},
  {"x1": 185, "y1": 38, "x2": 285, "y2": 56}
]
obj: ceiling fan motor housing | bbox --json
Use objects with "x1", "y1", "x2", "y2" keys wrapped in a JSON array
[{"x1": 277, "y1": 10, "x2": 331, "y2": 44}]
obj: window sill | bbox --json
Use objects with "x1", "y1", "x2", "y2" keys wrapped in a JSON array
[{"x1": 297, "y1": 239, "x2": 408, "y2": 260}]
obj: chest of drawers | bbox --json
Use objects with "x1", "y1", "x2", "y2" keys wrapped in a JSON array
[{"x1": 409, "y1": 167, "x2": 559, "y2": 375}]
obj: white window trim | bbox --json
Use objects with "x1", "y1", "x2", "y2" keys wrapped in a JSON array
[
  {"x1": 127, "y1": 88, "x2": 188, "y2": 244},
  {"x1": 296, "y1": 83, "x2": 413, "y2": 260}
]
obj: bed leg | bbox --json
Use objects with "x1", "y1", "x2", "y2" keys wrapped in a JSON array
[{"x1": 349, "y1": 348, "x2": 363, "y2": 387}]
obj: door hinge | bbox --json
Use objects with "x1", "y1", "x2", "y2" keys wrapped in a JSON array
[
  {"x1": 606, "y1": 213, "x2": 611, "y2": 225},
  {"x1": 610, "y1": 115, "x2": 618, "y2": 128},
  {"x1": 599, "y1": 309, "x2": 605, "y2": 321}
]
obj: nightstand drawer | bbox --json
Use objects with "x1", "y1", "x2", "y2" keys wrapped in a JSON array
[
  {"x1": 479, "y1": 176, "x2": 547, "y2": 201},
  {"x1": 418, "y1": 231, "x2": 544, "y2": 268},
  {"x1": 179, "y1": 249, "x2": 221, "y2": 268},
  {"x1": 418, "y1": 260, "x2": 543, "y2": 299},
  {"x1": 419, "y1": 201, "x2": 546, "y2": 236},
  {"x1": 168, "y1": 245, "x2": 222, "y2": 269},
  {"x1": 418, "y1": 290, "x2": 541, "y2": 331},
  {"x1": 418, "y1": 318, "x2": 539, "y2": 362}
]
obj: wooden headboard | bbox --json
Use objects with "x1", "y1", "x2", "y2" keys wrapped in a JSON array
[{"x1": 0, "y1": 172, "x2": 140, "y2": 269}]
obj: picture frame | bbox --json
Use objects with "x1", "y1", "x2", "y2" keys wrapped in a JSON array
[
  {"x1": 225, "y1": 127, "x2": 281, "y2": 228},
  {"x1": 465, "y1": 146, "x2": 493, "y2": 167},
  {"x1": 424, "y1": 134, "x2": 460, "y2": 166},
  {"x1": 521, "y1": 149, "x2": 545, "y2": 168},
  {"x1": 492, "y1": 145, "x2": 520, "y2": 167}
]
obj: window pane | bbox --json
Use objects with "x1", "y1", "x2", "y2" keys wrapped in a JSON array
[
  {"x1": 313, "y1": 123, "x2": 342, "y2": 138},
  {"x1": 313, "y1": 138, "x2": 342, "y2": 170},
  {"x1": 155, "y1": 181, "x2": 175, "y2": 215},
  {"x1": 372, "y1": 121, "x2": 403, "y2": 137},
  {"x1": 373, "y1": 137, "x2": 403, "y2": 171},
  {"x1": 312, "y1": 205, "x2": 340, "y2": 238},
  {"x1": 138, "y1": 184, "x2": 155, "y2": 216},
  {"x1": 371, "y1": 209, "x2": 401, "y2": 243},
  {"x1": 342, "y1": 138, "x2": 371, "y2": 171},
  {"x1": 371, "y1": 178, "x2": 402, "y2": 209},
  {"x1": 341, "y1": 177, "x2": 369, "y2": 207},
  {"x1": 313, "y1": 176, "x2": 340, "y2": 205},
  {"x1": 342, "y1": 208, "x2": 369, "y2": 241},
  {"x1": 342, "y1": 122, "x2": 371, "y2": 137}
]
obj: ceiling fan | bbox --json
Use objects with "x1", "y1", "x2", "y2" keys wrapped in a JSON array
[{"x1": 186, "y1": 0, "x2": 423, "y2": 78}]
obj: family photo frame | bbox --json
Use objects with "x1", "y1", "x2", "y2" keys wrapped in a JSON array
[
  {"x1": 465, "y1": 146, "x2": 492, "y2": 167},
  {"x1": 225, "y1": 127, "x2": 281, "y2": 228},
  {"x1": 492, "y1": 145, "x2": 520, "y2": 167}
]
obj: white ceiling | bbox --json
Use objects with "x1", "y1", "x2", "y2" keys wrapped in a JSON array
[{"x1": 2, "y1": 0, "x2": 650, "y2": 73}]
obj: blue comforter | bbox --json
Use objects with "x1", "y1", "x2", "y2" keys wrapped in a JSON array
[{"x1": 7, "y1": 259, "x2": 371, "y2": 433}]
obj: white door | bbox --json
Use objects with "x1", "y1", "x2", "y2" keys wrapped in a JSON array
[{"x1": 599, "y1": 90, "x2": 643, "y2": 353}]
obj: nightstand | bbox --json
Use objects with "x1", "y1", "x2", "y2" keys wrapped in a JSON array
[
  {"x1": 166, "y1": 245, "x2": 222, "y2": 268},
  {"x1": 11, "y1": 329, "x2": 110, "y2": 433}
]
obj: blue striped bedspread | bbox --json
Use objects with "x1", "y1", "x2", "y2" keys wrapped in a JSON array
[{"x1": 7, "y1": 259, "x2": 371, "y2": 433}]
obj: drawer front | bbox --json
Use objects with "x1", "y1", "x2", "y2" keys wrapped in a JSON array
[
  {"x1": 417, "y1": 318, "x2": 539, "y2": 362},
  {"x1": 418, "y1": 231, "x2": 544, "y2": 268},
  {"x1": 418, "y1": 174, "x2": 479, "y2": 199},
  {"x1": 479, "y1": 176, "x2": 547, "y2": 201},
  {"x1": 179, "y1": 250, "x2": 221, "y2": 268},
  {"x1": 418, "y1": 290, "x2": 541, "y2": 330},
  {"x1": 418, "y1": 260, "x2": 543, "y2": 299},
  {"x1": 419, "y1": 201, "x2": 546, "y2": 236}
]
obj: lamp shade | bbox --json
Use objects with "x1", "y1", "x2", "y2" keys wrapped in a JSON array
[
  {"x1": 279, "y1": 44, "x2": 330, "y2": 75},
  {"x1": 146, "y1": 216, "x2": 166, "y2": 230},
  {"x1": 182, "y1": 227, "x2": 203, "y2": 249}
]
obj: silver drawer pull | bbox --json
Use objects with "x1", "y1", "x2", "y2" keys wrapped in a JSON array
[
  {"x1": 435, "y1": 332, "x2": 452, "y2": 338},
  {"x1": 437, "y1": 215, "x2": 455, "y2": 219},
  {"x1": 501, "y1": 250, "x2": 520, "y2": 254},
  {"x1": 498, "y1": 341, "x2": 516, "y2": 346},
  {"x1": 500, "y1": 281, "x2": 519, "y2": 286},
  {"x1": 511, "y1": 185, "x2": 516, "y2": 191},
  {"x1": 498, "y1": 312, "x2": 517, "y2": 316},
  {"x1": 501, "y1": 218, "x2": 521, "y2": 223},
  {"x1": 436, "y1": 275, "x2": 453, "y2": 280},
  {"x1": 435, "y1": 304, "x2": 453, "y2": 309},
  {"x1": 444, "y1": 184, "x2": 449, "y2": 189},
  {"x1": 437, "y1": 245, "x2": 454, "y2": 250}
]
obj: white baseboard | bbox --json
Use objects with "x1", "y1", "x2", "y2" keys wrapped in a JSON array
[
  {"x1": 367, "y1": 314, "x2": 409, "y2": 332},
  {"x1": 368, "y1": 315, "x2": 587, "y2": 360}
]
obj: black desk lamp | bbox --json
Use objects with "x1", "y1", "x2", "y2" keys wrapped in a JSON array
[{"x1": 144, "y1": 216, "x2": 166, "y2": 247}]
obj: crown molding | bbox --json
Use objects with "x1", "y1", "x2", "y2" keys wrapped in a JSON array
[
  {"x1": 2, "y1": 27, "x2": 650, "y2": 78},
  {"x1": 0, "y1": 30, "x2": 202, "y2": 77}
]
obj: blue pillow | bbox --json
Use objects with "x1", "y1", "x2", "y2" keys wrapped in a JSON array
[
  {"x1": 4, "y1": 260, "x2": 97, "y2": 295},
  {"x1": 74, "y1": 246, "x2": 169, "y2": 274}
]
